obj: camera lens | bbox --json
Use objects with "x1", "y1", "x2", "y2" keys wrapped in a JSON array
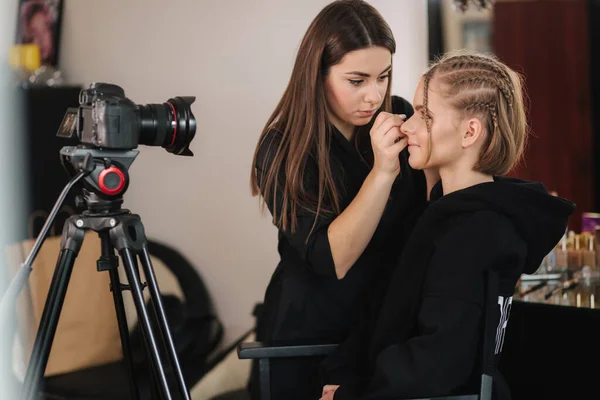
[{"x1": 138, "y1": 96, "x2": 197, "y2": 156}]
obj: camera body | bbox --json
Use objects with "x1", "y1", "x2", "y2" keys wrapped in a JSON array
[
  {"x1": 57, "y1": 82, "x2": 196, "y2": 156},
  {"x1": 78, "y1": 83, "x2": 139, "y2": 149}
]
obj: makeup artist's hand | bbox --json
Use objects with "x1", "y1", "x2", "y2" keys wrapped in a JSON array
[
  {"x1": 371, "y1": 112, "x2": 407, "y2": 178},
  {"x1": 320, "y1": 385, "x2": 340, "y2": 400}
]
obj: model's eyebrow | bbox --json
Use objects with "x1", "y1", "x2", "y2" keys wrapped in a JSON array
[
  {"x1": 414, "y1": 105, "x2": 434, "y2": 116},
  {"x1": 345, "y1": 64, "x2": 392, "y2": 78}
]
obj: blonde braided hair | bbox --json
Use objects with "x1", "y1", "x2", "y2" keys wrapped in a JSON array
[{"x1": 421, "y1": 50, "x2": 528, "y2": 176}]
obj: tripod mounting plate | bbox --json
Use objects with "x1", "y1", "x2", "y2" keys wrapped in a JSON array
[{"x1": 60, "y1": 146, "x2": 139, "y2": 200}]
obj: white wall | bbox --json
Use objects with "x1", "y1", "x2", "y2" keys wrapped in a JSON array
[{"x1": 59, "y1": 0, "x2": 428, "y2": 345}]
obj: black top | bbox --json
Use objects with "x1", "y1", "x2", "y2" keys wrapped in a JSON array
[
  {"x1": 320, "y1": 177, "x2": 576, "y2": 400},
  {"x1": 254, "y1": 96, "x2": 427, "y2": 344}
]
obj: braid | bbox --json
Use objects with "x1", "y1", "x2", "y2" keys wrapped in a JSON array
[
  {"x1": 479, "y1": 60, "x2": 514, "y2": 106},
  {"x1": 423, "y1": 71, "x2": 433, "y2": 134},
  {"x1": 465, "y1": 101, "x2": 498, "y2": 129},
  {"x1": 422, "y1": 67, "x2": 436, "y2": 163},
  {"x1": 437, "y1": 54, "x2": 514, "y2": 107}
]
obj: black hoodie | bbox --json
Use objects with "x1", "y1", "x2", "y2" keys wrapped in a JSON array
[{"x1": 320, "y1": 176, "x2": 576, "y2": 400}]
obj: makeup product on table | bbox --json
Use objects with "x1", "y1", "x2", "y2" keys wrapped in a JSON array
[
  {"x1": 555, "y1": 232, "x2": 568, "y2": 272},
  {"x1": 568, "y1": 235, "x2": 583, "y2": 271},
  {"x1": 582, "y1": 236, "x2": 596, "y2": 270}
]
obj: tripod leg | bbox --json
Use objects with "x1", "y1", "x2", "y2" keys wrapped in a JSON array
[
  {"x1": 120, "y1": 248, "x2": 172, "y2": 400},
  {"x1": 100, "y1": 232, "x2": 140, "y2": 400},
  {"x1": 140, "y1": 246, "x2": 191, "y2": 400},
  {"x1": 21, "y1": 249, "x2": 78, "y2": 400},
  {"x1": 108, "y1": 268, "x2": 142, "y2": 400}
]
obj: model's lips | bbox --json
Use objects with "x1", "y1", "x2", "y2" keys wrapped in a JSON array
[{"x1": 357, "y1": 109, "x2": 377, "y2": 117}]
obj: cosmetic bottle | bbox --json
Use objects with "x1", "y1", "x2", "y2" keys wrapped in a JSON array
[
  {"x1": 582, "y1": 236, "x2": 596, "y2": 270},
  {"x1": 555, "y1": 232, "x2": 568, "y2": 272}
]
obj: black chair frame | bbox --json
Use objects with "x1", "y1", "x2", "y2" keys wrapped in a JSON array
[{"x1": 238, "y1": 271, "x2": 506, "y2": 400}]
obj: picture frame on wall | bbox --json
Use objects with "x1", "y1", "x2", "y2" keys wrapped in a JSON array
[
  {"x1": 461, "y1": 20, "x2": 491, "y2": 53},
  {"x1": 14, "y1": 0, "x2": 64, "y2": 67},
  {"x1": 427, "y1": 0, "x2": 493, "y2": 59}
]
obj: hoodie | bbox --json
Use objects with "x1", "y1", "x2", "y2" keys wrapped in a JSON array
[{"x1": 320, "y1": 176, "x2": 576, "y2": 400}]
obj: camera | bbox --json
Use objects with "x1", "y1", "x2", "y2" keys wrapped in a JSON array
[
  {"x1": 55, "y1": 82, "x2": 198, "y2": 206},
  {"x1": 57, "y1": 82, "x2": 197, "y2": 156}
]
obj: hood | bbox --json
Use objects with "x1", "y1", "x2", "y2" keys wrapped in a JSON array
[{"x1": 429, "y1": 176, "x2": 576, "y2": 274}]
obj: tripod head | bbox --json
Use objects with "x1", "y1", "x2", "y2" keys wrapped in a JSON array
[{"x1": 60, "y1": 146, "x2": 139, "y2": 214}]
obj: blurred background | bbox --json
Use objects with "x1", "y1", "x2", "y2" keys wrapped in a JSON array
[{"x1": 0, "y1": 0, "x2": 598, "y2": 399}]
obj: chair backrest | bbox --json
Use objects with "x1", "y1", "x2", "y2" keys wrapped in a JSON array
[
  {"x1": 432, "y1": 269, "x2": 513, "y2": 400},
  {"x1": 478, "y1": 269, "x2": 512, "y2": 400}
]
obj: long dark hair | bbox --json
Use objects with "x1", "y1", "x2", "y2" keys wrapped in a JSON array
[{"x1": 250, "y1": 0, "x2": 396, "y2": 233}]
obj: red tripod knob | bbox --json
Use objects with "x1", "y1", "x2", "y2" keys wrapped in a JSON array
[{"x1": 98, "y1": 166, "x2": 126, "y2": 196}]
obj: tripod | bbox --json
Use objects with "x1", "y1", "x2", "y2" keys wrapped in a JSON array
[{"x1": 2, "y1": 147, "x2": 191, "y2": 400}]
